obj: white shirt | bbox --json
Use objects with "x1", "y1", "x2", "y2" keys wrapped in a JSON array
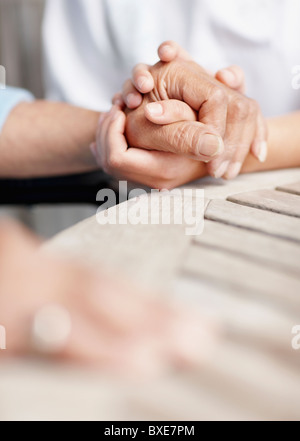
[{"x1": 43, "y1": 0, "x2": 300, "y2": 117}]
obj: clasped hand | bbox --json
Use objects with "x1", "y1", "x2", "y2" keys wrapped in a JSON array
[{"x1": 91, "y1": 41, "x2": 268, "y2": 189}]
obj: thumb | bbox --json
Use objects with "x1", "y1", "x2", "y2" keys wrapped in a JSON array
[{"x1": 145, "y1": 121, "x2": 225, "y2": 161}]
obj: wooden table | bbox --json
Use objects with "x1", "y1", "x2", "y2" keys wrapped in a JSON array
[{"x1": 1, "y1": 168, "x2": 300, "y2": 421}]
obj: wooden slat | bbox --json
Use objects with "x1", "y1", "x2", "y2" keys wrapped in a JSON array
[
  {"x1": 130, "y1": 343, "x2": 300, "y2": 420},
  {"x1": 194, "y1": 220, "x2": 300, "y2": 276},
  {"x1": 44, "y1": 195, "x2": 197, "y2": 291},
  {"x1": 228, "y1": 189, "x2": 300, "y2": 218},
  {"x1": 181, "y1": 245, "x2": 300, "y2": 311},
  {"x1": 1, "y1": 352, "x2": 300, "y2": 421},
  {"x1": 39, "y1": 170, "x2": 300, "y2": 422},
  {"x1": 277, "y1": 181, "x2": 300, "y2": 196},
  {"x1": 182, "y1": 169, "x2": 300, "y2": 201},
  {"x1": 205, "y1": 199, "x2": 300, "y2": 243},
  {"x1": 174, "y1": 275, "x2": 300, "y2": 360}
]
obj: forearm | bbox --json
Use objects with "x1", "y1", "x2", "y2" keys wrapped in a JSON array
[
  {"x1": 190, "y1": 112, "x2": 300, "y2": 184},
  {"x1": 0, "y1": 100, "x2": 102, "y2": 178},
  {"x1": 243, "y1": 112, "x2": 300, "y2": 174}
]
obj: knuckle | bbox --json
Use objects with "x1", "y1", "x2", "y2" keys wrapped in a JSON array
[
  {"x1": 211, "y1": 86, "x2": 227, "y2": 105},
  {"x1": 172, "y1": 124, "x2": 197, "y2": 156},
  {"x1": 230, "y1": 96, "x2": 249, "y2": 120},
  {"x1": 191, "y1": 128, "x2": 203, "y2": 156},
  {"x1": 171, "y1": 126, "x2": 188, "y2": 153}
]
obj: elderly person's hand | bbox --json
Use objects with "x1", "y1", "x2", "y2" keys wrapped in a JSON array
[
  {"x1": 91, "y1": 43, "x2": 267, "y2": 187},
  {"x1": 120, "y1": 41, "x2": 268, "y2": 179},
  {"x1": 0, "y1": 221, "x2": 214, "y2": 376}
]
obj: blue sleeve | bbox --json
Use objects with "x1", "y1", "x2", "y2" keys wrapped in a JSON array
[{"x1": 0, "y1": 86, "x2": 35, "y2": 133}]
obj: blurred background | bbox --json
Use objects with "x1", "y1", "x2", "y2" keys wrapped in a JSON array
[
  {"x1": 0, "y1": 0, "x2": 45, "y2": 98},
  {"x1": 0, "y1": 0, "x2": 98, "y2": 238}
]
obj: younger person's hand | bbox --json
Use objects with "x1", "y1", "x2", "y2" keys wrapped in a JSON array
[{"x1": 90, "y1": 106, "x2": 207, "y2": 189}]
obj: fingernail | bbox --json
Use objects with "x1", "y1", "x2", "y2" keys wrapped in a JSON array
[
  {"x1": 146, "y1": 102, "x2": 164, "y2": 117},
  {"x1": 224, "y1": 162, "x2": 242, "y2": 180},
  {"x1": 137, "y1": 76, "x2": 149, "y2": 91},
  {"x1": 258, "y1": 141, "x2": 268, "y2": 163},
  {"x1": 213, "y1": 161, "x2": 230, "y2": 179},
  {"x1": 198, "y1": 135, "x2": 224, "y2": 158},
  {"x1": 160, "y1": 44, "x2": 173, "y2": 55}
]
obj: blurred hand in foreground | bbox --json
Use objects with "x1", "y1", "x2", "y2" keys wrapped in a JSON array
[{"x1": 0, "y1": 221, "x2": 215, "y2": 377}]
